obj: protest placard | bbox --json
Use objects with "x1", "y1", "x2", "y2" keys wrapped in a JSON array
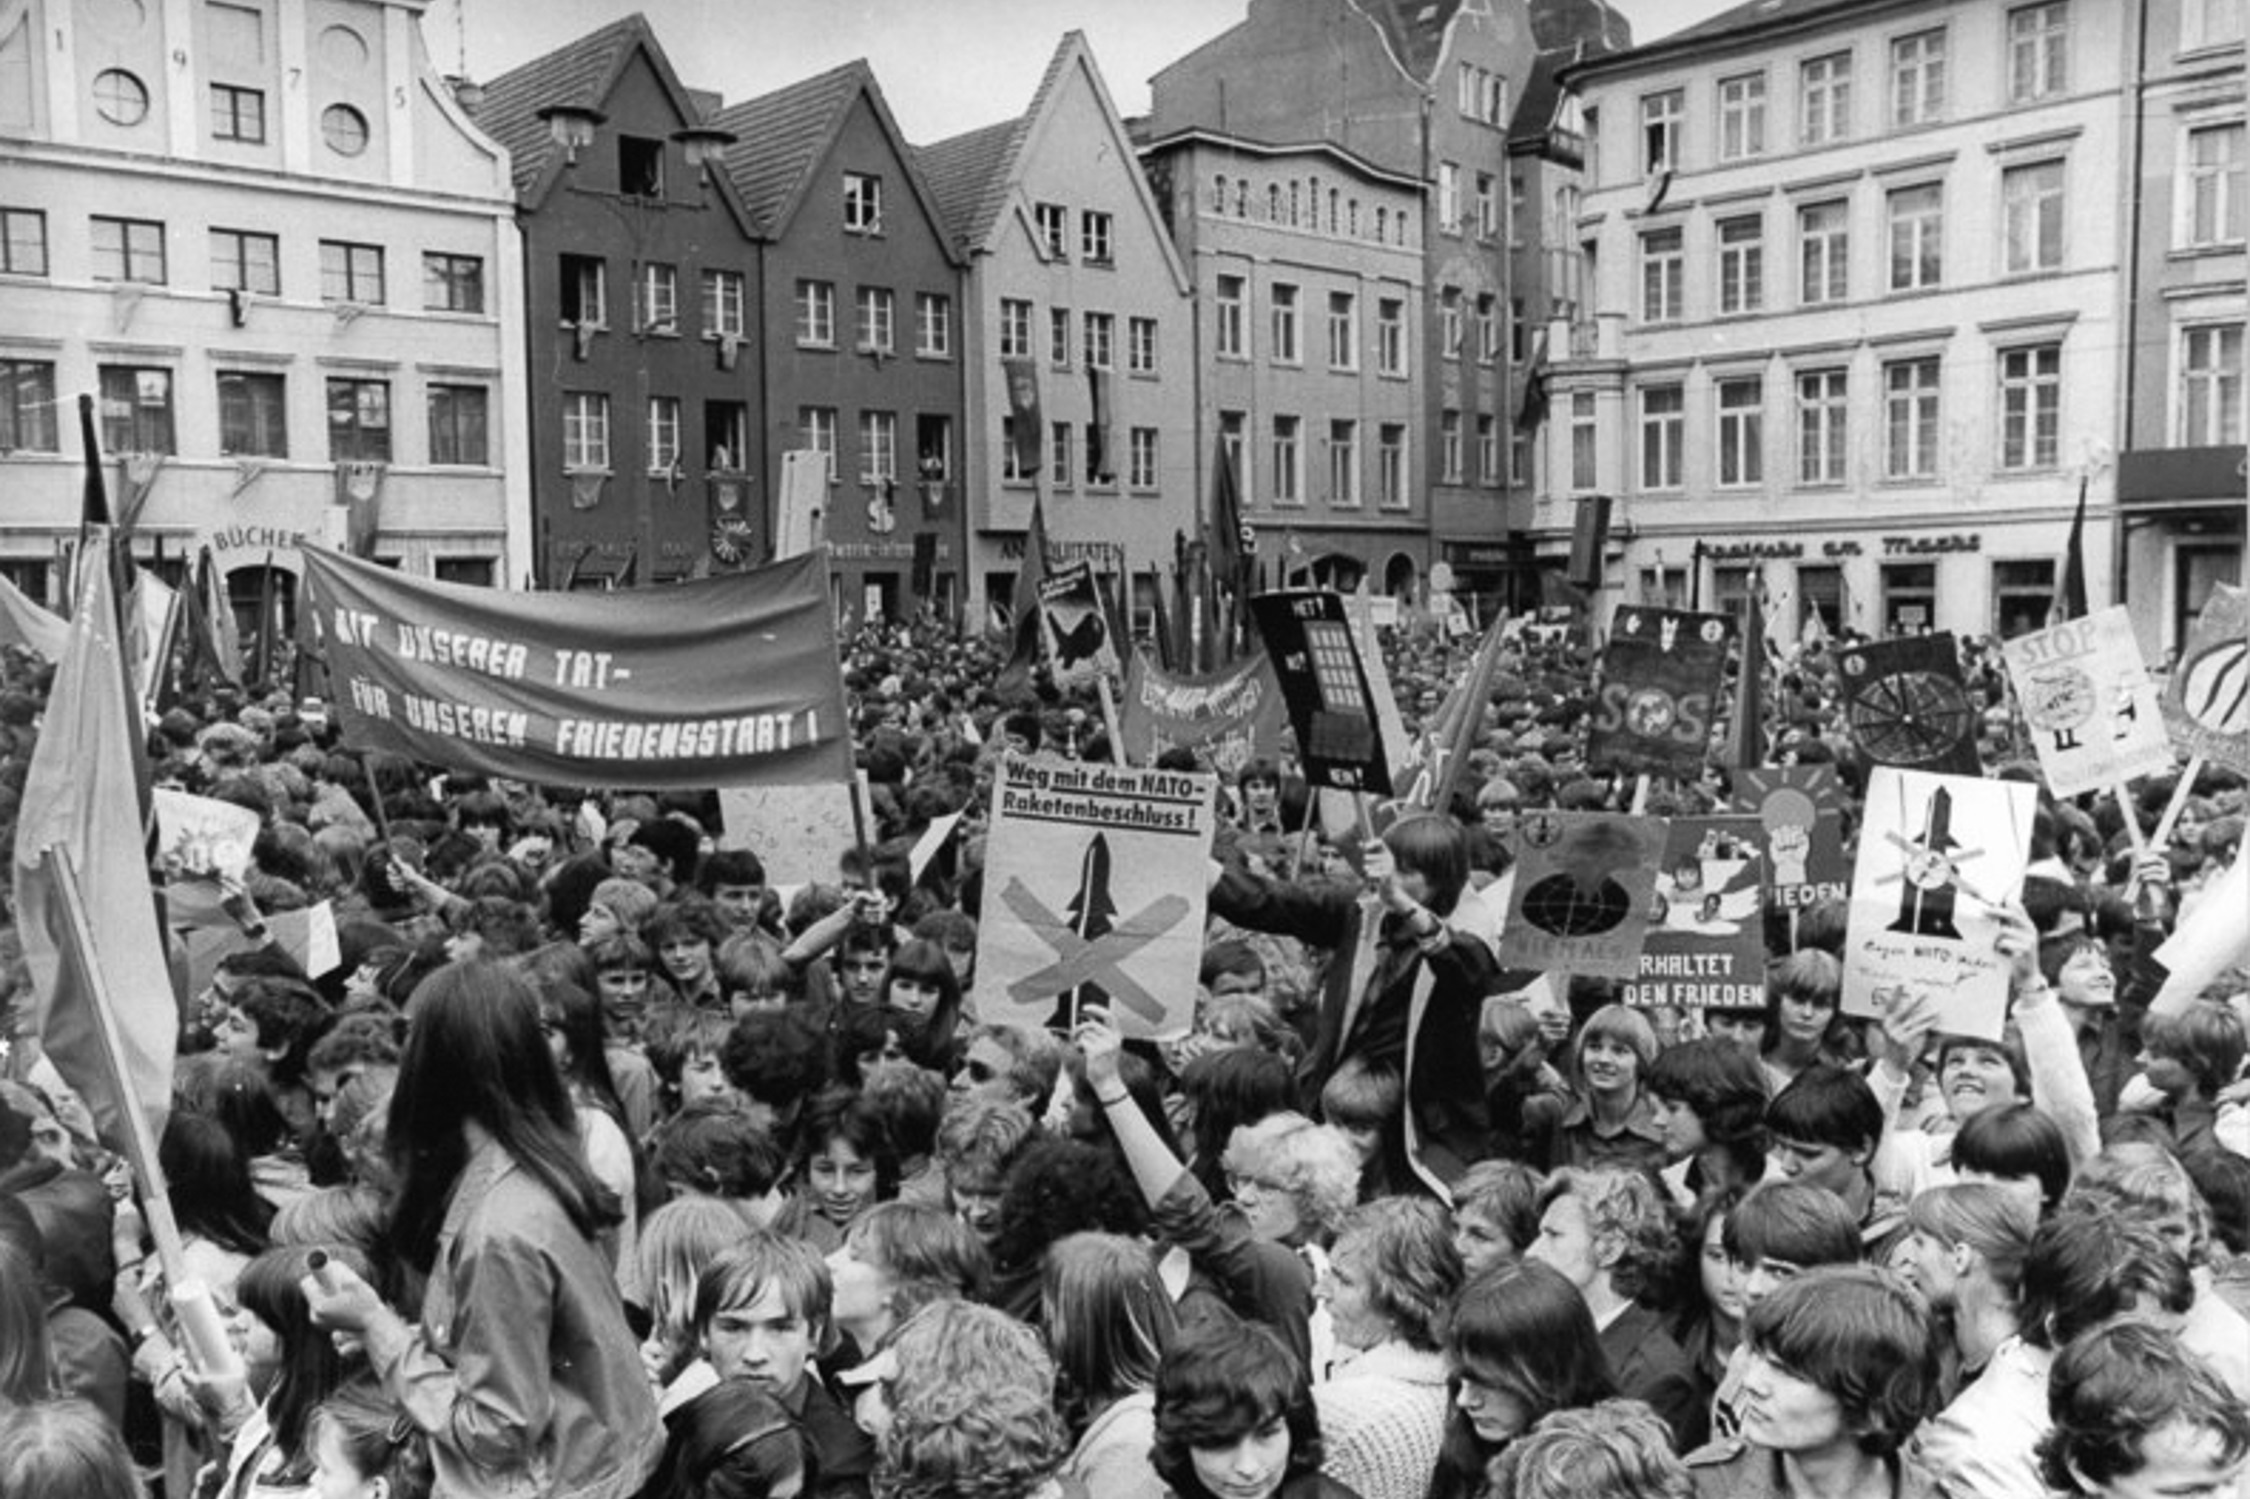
[
  {"x1": 1586, "y1": 607, "x2": 1736, "y2": 779},
  {"x1": 154, "y1": 789, "x2": 262, "y2": 881},
  {"x1": 303, "y1": 546, "x2": 851, "y2": 792},
  {"x1": 975, "y1": 755, "x2": 1215, "y2": 1040},
  {"x1": 2002, "y1": 606, "x2": 2172, "y2": 797},
  {"x1": 1038, "y1": 559, "x2": 1118, "y2": 689},
  {"x1": 2163, "y1": 583, "x2": 2250, "y2": 775},
  {"x1": 1837, "y1": 634, "x2": 1982, "y2": 776},
  {"x1": 1118, "y1": 647, "x2": 1288, "y2": 775},
  {"x1": 1250, "y1": 591, "x2": 1394, "y2": 794},
  {"x1": 1497, "y1": 810, "x2": 1668, "y2": 980},
  {"x1": 1843, "y1": 767, "x2": 2036, "y2": 1042},
  {"x1": 716, "y1": 781, "x2": 870, "y2": 886},
  {"x1": 1622, "y1": 816, "x2": 1767, "y2": 1010},
  {"x1": 1731, "y1": 765, "x2": 1849, "y2": 947}
]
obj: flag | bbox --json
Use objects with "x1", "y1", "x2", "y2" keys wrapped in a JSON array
[
  {"x1": 1087, "y1": 368, "x2": 1113, "y2": 484},
  {"x1": 1145, "y1": 564, "x2": 1175, "y2": 673},
  {"x1": 12, "y1": 539, "x2": 178, "y2": 1157},
  {"x1": 1726, "y1": 580, "x2": 1767, "y2": 769},
  {"x1": 196, "y1": 548, "x2": 243, "y2": 684},
  {"x1": 2052, "y1": 474, "x2": 2089, "y2": 624},
  {"x1": 1414, "y1": 606, "x2": 1509, "y2": 812},
  {"x1": 1210, "y1": 438, "x2": 1247, "y2": 605},
  {"x1": 126, "y1": 569, "x2": 182, "y2": 716},
  {"x1": 1002, "y1": 358, "x2": 1043, "y2": 479},
  {"x1": 337, "y1": 462, "x2": 386, "y2": 560},
  {"x1": 994, "y1": 493, "x2": 1050, "y2": 701},
  {"x1": 0, "y1": 571, "x2": 67, "y2": 660}
]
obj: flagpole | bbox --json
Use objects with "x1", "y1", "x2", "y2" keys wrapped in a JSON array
[{"x1": 1094, "y1": 674, "x2": 1127, "y2": 768}]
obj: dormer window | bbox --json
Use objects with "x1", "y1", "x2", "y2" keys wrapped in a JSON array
[
  {"x1": 619, "y1": 135, "x2": 664, "y2": 199},
  {"x1": 844, "y1": 172, "x2": 884, "y2": 234}
]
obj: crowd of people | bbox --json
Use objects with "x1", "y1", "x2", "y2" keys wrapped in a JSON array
[{"x1": 0, "y1": 604, "x2": 2245, "y2": 1499}]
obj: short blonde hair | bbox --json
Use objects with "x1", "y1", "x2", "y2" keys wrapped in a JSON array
[{"x1": 1221, "y1": 1112, "x2": 1361, "y2": 1239}]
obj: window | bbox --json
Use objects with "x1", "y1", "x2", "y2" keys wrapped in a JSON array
[
  {"x1": 210, "y1": 83, "x2": 265, "y2": 143},
  {"x1": 618, "y1": 137, "x2": 664, "y2": 199},
  {"x1": 423, "y1": 252, "x2": 484, "y2": 313},
  {"x1": 216, "y1": 371, "x2": 286, "y2": 457},
  {"x1": 915, "y1": 293, "x2": 951, "y2": 357},
  {"x1": 1719, "y1": 72, "x2": 1766, "y2": 160},
  {"x1": 321, "y1": 104, "x2": 368, "y2": 156},
  {"x1": 1475, "y1": 294, "x2": 1499, "y2": 362},
  {"x1": 1884, "y1": 357, "x2": 1941, "y2": 479},
  {"x1": 1379, "y1": 424, "x2": 1406, "y2": 508},
  {"x1": 1511, "y1": 297, "x2": 1529, "y2": 362},
  {"x1": 795, "y1": 280, "x2": 835, "y2": 346},
  {"x1": 648, "y1": 397, "x2": 682, "y2": 476},
  {"x1": 1129, "y1": 427, "x2": 1158, "y2": 490},
  {"x1": 1084, "y1": 312, "x2": 1114, "y2": 370},
  {"x1": 855, "y1": 286, "x2": 894, "y2": 352},
  {"x1": 1717, "y1": 377, "x2": 1762, "y2": 486},
  {"x1": 858, "y1": 411, "x2": 897, "y2": 484},
  {"x1": 2002, "y1": 161, "x2": 2065, "y2": 272},
  {"x1": 1081, "y1": 210, "x2": 1113, "y2": 263},
  {"x1": 1437, "y1": 163, "x2": 1460, "y2": 232},
  {"x1": 1035, "y1": 202, "x2": 1067, "y2": 259},
  {"x1": 1216, "y1": 275, "x2": 1246, "y2": 358},
  {"x1": 1049, "y1": 421, "x2": 1073, "y2": 487},
  {"x1": 211, "y1": 229, "x2": 279, "y2": 294},
  {"x1": 2182, "y1": 324, "x2": 2243, "y2": 444},
  {"x1": 1047, "y1": 307, "x2": 1073, "y2": 369},
  {"x1": 565, "y1": 392, "x2": 611, "y2": 471},
  {"x1": 92, "y1": 216, "x2": 165, "y2": 283},
  {"x1": 99, "y1": 366, "x2": 174, "y2": 453},
  {"x1": 320, "y1": 240, "x2": 384, "y2": 304},
  {"x1": 1891, "y1": 29, "x2": 1947, "y2": 127},
  {"x1": 1272, "y1": 415, "x2": 1302, "y2": 504},
  {"x1": 1998, "y1": 344, "x2": 2062, "y2": 470},
  {"x1": 999, "y1": 298, "x2": 1032, "y2": 359},
  {"x1": 1881, "y1": 563, "x2": 1938, "y2": 635},
  {"x1": 1327, "y1": 420, "x2": 1359, "y2": 505},
  {"x1": 1327, "y1": 292, "x2": 1358, "y2": 369},
  {"x1": 1642, "y1": 90, "x2": 1683, "y2": 173},
  {"x1": 1994, "y1": 559, "x2": 2059, "y2": 639},
  {"x1": 326, "y1": 377, "x2": 391, "y2": 462},
  {"x1": 704, "y1": 270, "x2": 747, "y2": 340},
  {"x1": 92, "y1": 69, "x2": 149, "y2": 126},
  {"x1": 1640, "y1": 384, "x2": 1684, "y2": 489},
  {"x1": 640, "y1": 263, "x2": 680, "y2": 333},
  {"x1": 1571, "y1": 392, "x2": 1598, "y2": 491},
  {"x1": 1798, "y1": 369, "x2": 1848, "y2": 483},
  {"x1": 1887, "y1": 184, "x2": 1943, "y2": 291},
  {"x1": 1476, "y1": 172, "x2": 1499, "y2": 237},
  {"x1": 428, "y1": 384, "x2": 489, "y2": 466},
  {"x1": 1800, "y1": 201, "x2": 1848, "y2": 303},
  {"x1": 1801, "y1": 52, "x2": 1852, "y2": 145},
  {"x1": 1217, "y1": 411, "x2": 1247, "y2": 492},
  {"x1": 708, "y1": 401, "x2": 750, "y2": 469},
  {"x1": 843, "y1": 173, "x2": 883, "y2": 234},
  {"x1": 1001, "y1": 419, "x2": 1028, "y2": 483},
  {"x1": 0, "y1": 360, "x2": 57, "y2": 451},
  {"x1": 1478, "y1": 415, "x2": 1500, "y2": 483},
  {"x1": 1641, "y1": 227, "x2": 1684, "y2": 322},
  {"x1": 1269, "y1": 285, "x2": 1299, "y2": 364},
  {"x1": 0, "y1": 209, "x2": 46, "y2": 275},
  {"x1": 1377, "y1": 297, "x2": 1405, "y2": 374},
  {"x1": 1440, "y1": 288, "x2": 1463, "y2": 355},
  {"x1": 799, "y1": 406, "x2": 837, "y2": 480},
  {"x1": 1441, "y1": 409, "x2": 1464, "y2": 482},
  {"x1": 2187, "y1": 124, "x2": 2246, "y2": 246},
  {"x1": 1718, "y1": 215, "x2": 1763, "y2": 313},
  {"x1": 2008, "y1": 4, "x2": 2068, "y2": 103},
  {"x1": 561, "y1": 254, "x2": 605, "y2": 326},
  {"x1": 2185, "y1": 0, "x2": 2247, "y2": 49},
  {"x1": 1128, "y1": 316, "x2": 1157, "y2": 375}
]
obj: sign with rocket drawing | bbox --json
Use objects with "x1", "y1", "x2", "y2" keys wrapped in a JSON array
[{"x1": 1843, "y1": 767, "x2": 2036, "y2": 1042}]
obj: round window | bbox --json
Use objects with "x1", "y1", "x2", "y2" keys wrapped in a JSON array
[
  {"x1": 92, "y1": 68, "x2": 150, "y2": 126},
  {"x1": 322, "y1": 103, "x2": 369, "y2": 157}
]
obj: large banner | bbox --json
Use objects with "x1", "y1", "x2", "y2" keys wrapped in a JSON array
[
  {"x1": 1622, "y1": 816, "x2": 1767, "y2": 1009},
  {"x1": 1586, "y1": 606, "x2": 1735, "y2": 779},
  {"x1": 2164, "y1": 583, "x2": 2250, "y2": 775},
  {"x1": 1119, "y1": 648, "x2": 1288, "y2": 775},
  {"x1": 1843, "y1": 767, "x2": 2036, "y2": 1041},
  {"x1": 1250, "y1": 590, "x2": 1395, "y2": 794},
  {"x1": 1837, "y1": 634, "x2": 1982, "y2": 776},
  {"x1": 2003, "y1": 606, "x2": 2172, "y2": 797},
  {"x1": 1497, "y1": 810, "x2": 1668, "y2": 979},
  {"x1": 303, "y1": 546, "x2": 851, "y2": 791},
  {"x1": 974, "y1": 755, "x2": 1214, "y2": 1040}
]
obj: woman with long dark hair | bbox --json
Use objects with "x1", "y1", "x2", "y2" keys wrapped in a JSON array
[
  {"x1": 1044, "y1": 1232, "x2": 1176, "y2": 1499},
  {"x1": 1431, "y1": 1260, "x2": 1617, "y2": 1499},
  {"x1": 298, "y1": 960, "x2": 663, "y2": 1498}
]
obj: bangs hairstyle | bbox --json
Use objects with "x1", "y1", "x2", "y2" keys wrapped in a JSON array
[
  {"x1": 1381, "y1": 814, "x2": 1470, "y2": 917},
  {"x1": 1442, "y1": 1259, "x2": 1616, "y2": 1420},
  {"x1": 2141, "y1": 1001, "x2": 2248, "y2": 1100},
  {"x1": 1722, "y1": 1181, "x2": 1862, "y2": 1271},
  {"x1": 1329, "y1": 1196, "x2": 1463, "y2": 1350},
  {"x1": 693, "y1": 1230, "x2": 836, "y2": 1355},
  {"x1": 1042, "y1": 1232, "x2": 1177, "y2": 1413},
  {"x1": 1741, "y1": 1267, "x2": 1942, "y2": 1458},
  {"x1": 1451, "y1": 1159, "x2": 1545, "y2": 1255},
  {"x1": 235, "y1": 1243, "x2": 377, "y2": 1471},
  {"x1": 2037, "y1": 1319, "x2": 2250, "y2": 1495},
  {"x1": 1572, "y1": 1005, "x2": 1659, "y2": 1082},
  {"x1": 1950, "y1": 1102, "x2": 2072, "y2": 1212},
  {"x1": 1152, "y1": 1320, "x2": 1321, "y2": 1497},
  {"x1": 1764, "y1": 1064, "x2": 1882, "y2": 1155},
  {"x1": 1645, "y1": 1039, "x2": 1770, "y2": 1147}
]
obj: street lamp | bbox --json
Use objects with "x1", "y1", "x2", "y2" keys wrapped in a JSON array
[
  {"x1": 536, "y1": 103, "x2": 605, "y2": 166},
  {"x1": 670, "y1": 125, "x2": 737, "y2": 193}
]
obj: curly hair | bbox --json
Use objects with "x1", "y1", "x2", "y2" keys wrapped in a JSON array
[
  {"x1": 1220, "y1": 1112, "x2": 1360, "y2": 1242},
  {"x1": 1330, "y1": 1196, "x2": 1463, "y2": 1350},
  {"x1": 990, "y1": 1137, "x2": 1147, "y2": 1270},
  {"x1": 1541, "y1": 1167, "x2": 1680, "y2": 1306},
  {"x1": 1152, "y1": 1319, "x2": 1321, "y2": 1499},
  {"x1": 1488, "y1": 1400, "x2": 1693, "y2": 1499},
  {"x1": 1741, "y1": 1267, "x2": 1942, "y2": 1458},
  {"x1": 875, "y1": 1301, "x2": 1067, "y2": 1499},
  {"x1": 2038, "y1": 1319, "x2": 2250, "y2": 1495}
]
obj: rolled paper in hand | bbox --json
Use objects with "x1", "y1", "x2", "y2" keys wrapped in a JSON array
[
  {"x1": 307, "y1": 1249, "x2": 341, "y2": 1294},
  {"x1": 169, "y1": 1278, "x2": 246, "y2": 1384}
]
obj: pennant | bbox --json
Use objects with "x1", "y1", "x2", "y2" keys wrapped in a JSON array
[
  {"x1": 12, "y1": 541, "x2": 178, "y2": 1157},
  {"x1": 570, "y1": 470, "x2": 607, "y2": 511}
]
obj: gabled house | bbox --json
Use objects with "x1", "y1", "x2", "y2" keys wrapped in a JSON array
[
  {"x1": 919, "y1": 33, "x2": 1197, "y2": 627},
  {"x1": 712, "y1": 62, "x2": 967, "y2": 621},
  {"x1": 473, "y1": 13, "x2": 763, "y2": 586}
]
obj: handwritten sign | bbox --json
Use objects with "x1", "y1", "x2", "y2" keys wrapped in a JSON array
[
  {"x1": 1497, "y1": 810, "x2": 1668, "y2": 980},
  {"x1": 974, "y1": 755, "x2": 1214, "y2": 1040},
  {"x1": 1119, "y1": 647, "x2": 1288, "y2": 774},
  {"x1": 716, "y1": 781, "x2": 871, "y2": 887},
  {"x1": 2003, "y1": 606, "x2": 2171, "y2": 797}
]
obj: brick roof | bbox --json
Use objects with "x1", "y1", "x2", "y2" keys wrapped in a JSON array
[
  {"x1": 708, "y1": 60, "x2": 868, "y2": 236},
  {"x1": 470, "y1": 13, "x2": 651, "y2": 200}
]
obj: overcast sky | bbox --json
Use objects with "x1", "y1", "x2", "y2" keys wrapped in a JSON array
[{"x1": 443, "y1": 0, "x2": 1735, "y2": 145}]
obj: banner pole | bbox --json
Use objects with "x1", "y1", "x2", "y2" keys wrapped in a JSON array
[
  {"x1": 1289, "y1": 791, "x2": 1318, "y2": 882},
  {"x1": 1094, "y1": 674, "x2": 1127, "y2": 768},
  {"x1": 1630, "y1": 774, "x2": 1652, "y2": 816},
  {"x1": 2113, "y1": 778, "x2": 2149, "y2": 856},
  {"x1": 2151, "y1": 756, "x2": 2206, "y2": 849}
]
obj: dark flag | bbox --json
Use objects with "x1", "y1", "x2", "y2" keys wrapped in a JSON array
[
  {"x1": 2052, "y1": 475, "x2": 2089, "y2": 624},
  {"x1": 1726, "y1": 581, "x2": 1767, "y2": 769},
  {"x1": 1210, "y1": 438, "x2": 1247, "y2": 656},
  {"x1": 1002, "y1": 358, "x2": 1043, "y2": 479},
  {"x1": 994, "y1": 493, "x2": 1051, "y2": 702}
]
